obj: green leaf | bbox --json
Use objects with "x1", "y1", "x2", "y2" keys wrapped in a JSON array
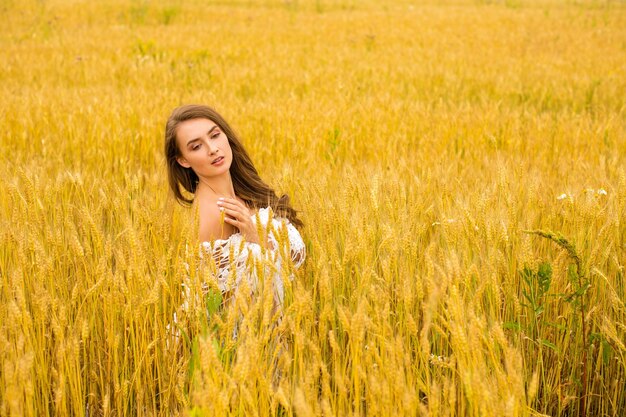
[
  {"x1": 205, "y1": 289, "x2": 223, "y2": 317},
  {"x1": 565, "y1": 284, "x2": 589, "y2": 303},
  {"x1": 188, "y1": 336, "x2": 200, "y2": 380},
  {"x1": 567, "y1": 264, "x2": 579, "y2": 283},
  {"x1": 539, "y1": 338, "x2": 559, "y2": 353},
  {"x1": 538, "y1": 262, "x2": 552, "y2": 293},
  {"x1": 503, "y1": 321, "x2": 521, "y2": 331},
  {"x1": 544, "y1": 321, "x2": 566, "y2": 331},
  {"x1": 211, "y1": 336, "x2": 221, "y2": 357},
  {"x1": 602, "y1": 340, "x2": 612, "y2": 365},
  {"x1": 538, "y1": 262, "x2": 552, "y2": 280}
]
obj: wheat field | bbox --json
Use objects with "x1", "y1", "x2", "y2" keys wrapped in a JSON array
[{"x1": 1, "y1": 0, "x2": 625, "y2": 415}]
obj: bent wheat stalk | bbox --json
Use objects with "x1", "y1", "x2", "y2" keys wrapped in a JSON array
[{"x1": 523, "y1": 229, "x2": 588, "y2": 417}]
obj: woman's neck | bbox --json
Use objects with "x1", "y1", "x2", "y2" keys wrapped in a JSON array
[{"x1": 197, "y1": 172, "x2": 236, "y2": 199}]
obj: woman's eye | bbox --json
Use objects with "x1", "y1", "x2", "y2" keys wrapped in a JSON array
[
  {"x1": 192, "y1": 145, "x2": 201, "y2": 150},
  {"x1": 211, "y1": 132, "x2": 220, "y2": 139}
]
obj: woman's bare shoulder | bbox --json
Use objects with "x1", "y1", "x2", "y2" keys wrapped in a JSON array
[{"x1": 196, "y1": 199, "x2": 235, "y2": 242}]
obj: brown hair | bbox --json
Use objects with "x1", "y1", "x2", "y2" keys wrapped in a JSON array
[{"x1": 164, "y1": 104, "x2": 303, "y2": 228}]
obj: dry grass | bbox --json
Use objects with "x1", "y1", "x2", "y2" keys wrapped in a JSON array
[{"x1": 1, "y1": 0, "x2": 625, "y2": 415}]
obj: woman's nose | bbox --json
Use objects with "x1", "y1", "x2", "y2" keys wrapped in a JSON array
[{"x1": 207, "y1": 141, "x2": 218, "y2": 154}]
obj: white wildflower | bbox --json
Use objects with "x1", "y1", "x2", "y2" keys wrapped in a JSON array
[
  {"x1": 432, "y1": 219, "x2": 455, "y2": 226},
  {"x1": 597, "y1": 188, "x2": 607, "y2": 196},
  {"x1": 429, "y1": 353, "x2": 446, "y2": 363}
]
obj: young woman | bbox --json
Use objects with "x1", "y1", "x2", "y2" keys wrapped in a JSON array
[{"x1": 164, "y1": 104, "x2": 305, "y2": 306}]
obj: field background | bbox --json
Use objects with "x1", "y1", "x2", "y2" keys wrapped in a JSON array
[{"x1": 1, "y1": 0, "x2": 625, "y2": 415}]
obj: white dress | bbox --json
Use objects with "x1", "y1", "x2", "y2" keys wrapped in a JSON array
[
  {"x1": 199, "y1": 206, "x2": 306, "y2": 305},
  {"x1": 168, "y1": 207, "x2": 305, "y2": 339}
]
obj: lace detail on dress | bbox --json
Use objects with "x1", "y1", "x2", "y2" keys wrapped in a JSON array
[
  {"x1": 199, "y1": 206, "x2": 305, "y2": 302},
  {"x1": 166, "y1": 207, "x2": 305, "y2": 344}
]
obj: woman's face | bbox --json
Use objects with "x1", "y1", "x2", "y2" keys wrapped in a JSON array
[{"x1": 175, "y1": 118, "x2": 233, "y2": 178}]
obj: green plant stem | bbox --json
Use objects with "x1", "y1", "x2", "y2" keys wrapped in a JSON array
[{"x1": 523, "y1": 230, "x2": 588, "y2": 417}]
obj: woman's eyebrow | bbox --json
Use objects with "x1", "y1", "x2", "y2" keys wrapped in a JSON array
[{"x1": 186, "y1": 125, "x2": 218, "y2": 145}]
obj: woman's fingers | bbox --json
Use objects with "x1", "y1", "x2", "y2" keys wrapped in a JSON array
[
  {"x1": 217, "y1": 198, "x2": 249, "y2": 216},
  {"x1": 218, "y1": 205, "x2": 247, "y2": 223},
  {"x1": 224, "y1": 197, "x2": 247, "y2": 210},
  {"x1": 220, "y1": 207, "x2": 246, "y2": 222},
  {"x1": 220, "y1": 203, "x2": 260, "y2": 244},
  {"x1": 216, "y1": 198, "x2": 259, "y2": 241},
  {"x1": 222, "y1": 215, "x2": 239, "y2": 225}
]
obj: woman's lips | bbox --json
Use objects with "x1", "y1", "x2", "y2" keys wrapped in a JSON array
[{"x1": 212, "y1": 156, "x2": 224, "y2": 165}]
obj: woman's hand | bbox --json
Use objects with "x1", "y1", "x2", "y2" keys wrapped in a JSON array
[{"x1": 216, "y1": 197, "x2": 263, "y2": 246}]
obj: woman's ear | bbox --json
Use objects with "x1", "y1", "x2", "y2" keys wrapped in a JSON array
[{"x1": 176, "y1": 156, "x2": 191, "y2": 168}]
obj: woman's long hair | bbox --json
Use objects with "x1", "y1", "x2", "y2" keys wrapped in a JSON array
[{"x1": 164, "y1": 104, "x2": 303, "y2": 229}]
